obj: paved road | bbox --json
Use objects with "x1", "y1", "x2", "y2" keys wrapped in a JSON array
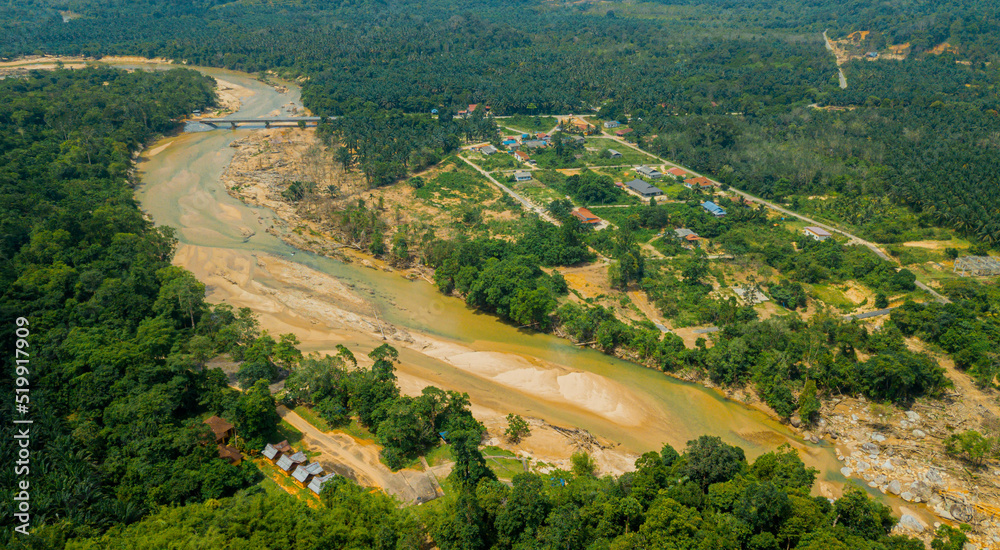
[
  {"x1": 844, "y1": 308, "x2": 896, "y2": 321},
  {"x1": 458, "y1": 155, "x2": 561, "y2": 225},
  {"x1": 600, "y1": 131, "x2": 951, "y2": 304}
]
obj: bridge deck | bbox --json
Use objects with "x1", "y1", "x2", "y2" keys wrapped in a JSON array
[{"x1": 199, "y1": 117, "x2": 323, "y2": 124}]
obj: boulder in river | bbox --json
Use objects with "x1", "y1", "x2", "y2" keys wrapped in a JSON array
[
  {"x1": 840, "y1": 467, "x2": 853, "y2": 477},
  {"x1": 888, "y1": 480, "x2": 902, "y2": 495},
  {"x1": 912, "y1": 429, "x2": 927, "y2": 439},
  {"x1": 861, "y1": 442, "x2": 879, "y2": 455},
  {"x1": 898, "y1": 514, "x2": 925, "y2": 533}
]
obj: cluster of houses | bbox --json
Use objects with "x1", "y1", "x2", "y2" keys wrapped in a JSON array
[
  {"x1": 204, "y1": 416, "x2": 242, "y2": 465},
  {"x1": 262, "y1": 440, "x2": 337, "y2": 496},
  {"x1": 473, "y1": 131, "x2": 559, "y2": 166}
]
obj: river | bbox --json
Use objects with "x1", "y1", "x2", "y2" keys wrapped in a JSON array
[{"x1": 125, "y1": 64, "x2": 856, "y2": 489}]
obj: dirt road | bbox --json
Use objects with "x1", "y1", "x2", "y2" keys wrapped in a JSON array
[{"x1": 277, "y1": 406, "x2": 441, "y2": 504}]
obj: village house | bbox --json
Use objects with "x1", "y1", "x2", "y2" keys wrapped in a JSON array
[
  {"x1": 292, "y1": 461, "x2": 325, "y2": 485},
  {"x1": 607, "y1": 149, "x2": 623, "y2": 158},
  {"x1": 479, "y1": 145, "x2": 498, "y2": 155},
  {"x1": 572, "y1": 207, "x2": 601, "y2": 226},
  {"x1": 308, "y1": 473, "x2": 338, "y2": 495},
  {"x1": 684, "y1": 176, "x2": 714, "y2": 190},
  {"x1": 514, "y1": 170, "x2": 532, "y2": 182},
  {"x1": 674, "y1": 228, "x2": 698, "y2": 240},
  {"x1": 666, "y1": 167, "x2": 688, "y2": 178},
  {"x1": 615, "y1": 128, "x2": 633, "y2": 137},
  {"x1": 604, "y1": 120, "x2": 620, "y2": 128},
  {"x1": 514, "y1": 150, "x2": 532, "y2": 164},
  {"x1": 522, "y1": 139, "x2": 547, "y2": 149},
  {"x1": 204, "y1": 416, "x2": 234, "y2": 445},
  {"x1": 218, "y1": 445, "x2": 242, "y2": 465},
  {"x1": 624, "y1": 178, "x2": 664, "y2": 198},
  {"x1": 803, "y1": 226, "x2": 832, "y2": 241},
  {"x1": 635, "y1": 166, "x2": 663, "y2": 179},
  {"x1": 701, "y1": 201, "x2": 726, "y2": 217}
]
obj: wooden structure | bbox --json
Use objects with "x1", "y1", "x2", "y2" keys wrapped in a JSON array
[{"x1": 204, "y1": 416, "x2": 235, "y2": 445}]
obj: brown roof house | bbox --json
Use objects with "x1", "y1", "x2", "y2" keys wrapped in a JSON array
[
  {"x1": 218, "y1": 445, "x2": 242, "y2": 465},
  {"x1": 204, "y1": 416, "x2": 235, "y2": 445}
]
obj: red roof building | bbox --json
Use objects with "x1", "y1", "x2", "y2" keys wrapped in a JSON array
[
  {"x1": 684, "y1": 176, "x2": 714, "y2": 189},
  {"x1": 572, "y1": 208, "x2": 601, "y2": 225},
  {"x1": 667, "y1": 167, "x2": 688, "y2": 177}
]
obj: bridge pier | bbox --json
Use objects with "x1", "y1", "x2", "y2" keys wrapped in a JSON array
[
  {"x1": 230, "y1": 122, "x2": 237, "y2": 130},
  {"x1": 265, "y1": 121, "x2": 271, "y2": 128}
]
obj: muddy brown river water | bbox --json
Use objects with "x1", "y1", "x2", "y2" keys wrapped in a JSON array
[{"x1": 128, "y1": 64, "x2": 857, "y2": 492}]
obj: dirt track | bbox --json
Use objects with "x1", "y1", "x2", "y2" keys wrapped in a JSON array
[{"x1": 277, "y1": 406, "x2": 441, "y2": 504}]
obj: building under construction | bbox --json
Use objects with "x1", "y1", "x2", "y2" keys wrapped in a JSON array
[{"x1": 954, "y1": 255, "x2": 1000, "y2": 277}]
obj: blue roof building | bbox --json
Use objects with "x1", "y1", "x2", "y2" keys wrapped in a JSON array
[{"x1": 701, "y1": 201, "x2": 726, "y2": 217}]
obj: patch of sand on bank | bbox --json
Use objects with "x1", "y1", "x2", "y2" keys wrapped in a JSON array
[{"x1": 172, "y1": 242, "x2": 650, "y2": 476}]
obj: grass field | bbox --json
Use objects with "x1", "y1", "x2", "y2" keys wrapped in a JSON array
[
  {"x1": 808, "y1": 283, "x2": 857, "y2": 312},
  {"x1": 292, "y1": 406, "x2": 332, "y2": 432},
  {"x1": 498, "y1": 114, "x2": 558, "y2": 134}
]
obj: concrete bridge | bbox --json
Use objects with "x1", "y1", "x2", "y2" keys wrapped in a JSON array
[{"x1": 198, "y1": 116, "x2": 330, "y2": 129}]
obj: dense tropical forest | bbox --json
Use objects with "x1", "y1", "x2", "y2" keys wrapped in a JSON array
[
  {"x1": 3, "y1": 0, "x2": 999, "y2": 242},
  {"x1": 3, "y1": 0, "x2": 1000, "y2": 546}
]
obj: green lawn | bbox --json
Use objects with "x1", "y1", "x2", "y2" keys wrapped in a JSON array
[
  {"x1": 415, "y1": 159, "x2": 497, "y2": 206},
  {"x1": 807, "y1": 284, "x2": 857, "y2": 312},
  {"x1": 292, "y1": 406, "x2": 332, "y2": 432},
  {"x1": 498, "y1": 114, "x2": 558, "y2": 134},
  {"x1": 581, "y1": 138, "x2": 659, "y2": 166},
  {"x1": 465, "y1": 151, "x2": 520, "y2": 172}
]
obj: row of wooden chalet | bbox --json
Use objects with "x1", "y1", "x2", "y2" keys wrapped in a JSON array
[{"x1": 262, "y1": 441, "x2": 337, "y2": 495}]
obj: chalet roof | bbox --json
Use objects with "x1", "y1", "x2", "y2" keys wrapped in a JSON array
[
  {"x1": 480, "y1": 145, "x2": 498, "y2": 154},
  {"x1": 276, "y1": 454, "x2": 297, "y2": 472},
  {"x1": 274, "y1": 440, "x2": 292, "y2": 453},
  {"x1": 262, "y1": 443, "x2": 280, "y2": 460},
  {"x1": 292, "y1": 466, "x2": 313, "y2": 483},
  {"x1": 514, "y1": 151, "x2": 530, "y2": 160},
  {"x1": 203, "y1": 416, "x2": 234, "y2": 438},
  {"x1": 218, "y1": 445, "x2": 242, "y2": 463},
  {"x1": 302, "y1": 462, "x2": 324, "y2": 475},
  {"x1": 607, "y1": 149, "x2": 622, "y2": 156},
  {"x1": 514, "y1": 170, "x2": 532, "y2": 179},
  {"x1": 308, "y1": 473, "x2": 338, "y2": 495},
  {"x1": 674, "y1": 228, "x2": 697, "y2": 238},
  {"x1": 288, "y1": 451, "x2": 307, "y2": 463}
]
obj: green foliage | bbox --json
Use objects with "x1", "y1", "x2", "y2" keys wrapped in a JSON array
[
  {"x1": 683, "y1": 435, "x2": 747, "y2": 491},
  {"x1": 504, "y1": 414, "x2": 530, "y2": 444},
  {"x1": 944, "y1": 430, "x2": 993, "y2": 467},
  {"x1": 570, "y1": 451, "x2": 597, "y2": 478},
  {"x1": 797, "y1": 380, "x2": 821, "y2": 423}
]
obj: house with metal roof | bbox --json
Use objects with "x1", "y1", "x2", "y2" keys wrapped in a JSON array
[
  {"x1": 292, "y1": 462, "x2": 325, "y2": 485},
  {"x1": 572, "y1": 208, "x2": 601, "y2": 226},
  {"x1": 667, "y1": 167, "x2": 688, "y2": 178},
  {"x1": 684, "y1": 176, "x2": 714, "y2": 190},
  {"x1": 604, "y1": 120, "x2": 620, "y2": 128},
  {"x1": 514, "y1": 170, "x2": 532, "y2": 182},
  {"x1": 308, "y1": 473, "x2": 338, "y2": 495},
  {"x1": 624, "y1": 178, "x2": 663, "y2": 197},
  {"x1": 262, "y1": 443, "x2": 281, "y2": 461},
  {"x1": 674, "y1": 228, "x2": 697, "y2": 239},
  {"x1": 701, "y1": 201, "x2": 726, "y2": 217},
  {"x1": 276, "y1": 454, "x2": 298, "y2": 473},
  {"x1": 635, "y1": 166, "x2": 663, "y2": 179},
  {"x1": 607, "y1": 149, "x2": 622, "y2": 158},
  {"x1": 803, "y1": 226, "x2": 832, "y2": 241},
  {"x1": 522, "y1": 139, "x2": 547, "y2": 149},
  {"x1": 479, "y1": 145, "x2": 498, "y2": 155}
]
